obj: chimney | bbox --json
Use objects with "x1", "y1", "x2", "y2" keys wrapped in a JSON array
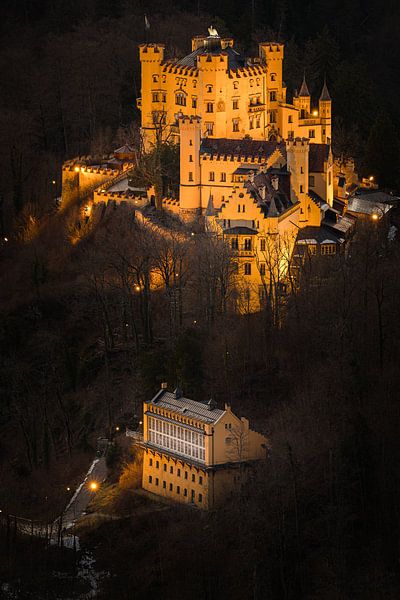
[{"x1": 174, "y1": 387, "x2": 183, "y2": 399}]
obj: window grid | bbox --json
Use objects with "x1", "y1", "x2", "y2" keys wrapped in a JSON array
[{"x1": 148, "y1": 416, "x2": 205, "y2": 462}]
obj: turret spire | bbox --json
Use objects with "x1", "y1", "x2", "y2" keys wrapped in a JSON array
[
  {"x1": 319, "y1": 79, "x2": 331, "y2": 102},
  {"x1": 299, "y1": 73, "x2": 310, "y2": 97}
]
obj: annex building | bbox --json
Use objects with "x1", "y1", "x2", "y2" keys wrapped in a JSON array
[{"x1": 142, "y1": 387, "x2": 267, "y2": 509}]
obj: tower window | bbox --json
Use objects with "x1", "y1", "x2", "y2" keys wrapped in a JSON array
[
  {"x1": 244, "y1": 263, "x2": 252, "y2": 275},
  {"x1": 260, "y1": 239, "x2": 265, "y2": 251},
  {"x1": 152, "y1": 92, "x2": 159, "y2": 102},
  {"x1": 189, "y1": 155, "x2": 193, "y2": 162},
  {"x1": 270, "y1": 91, "x2": 277, "y2": 102},
  {"x1": 232, "y1": 99, "x2": 239, "y2": 110},
  {"x1": 288, "y1": 115, "x2": 293, "y2": 123},
  {"x1": 209, "y1": 171, "x2": 215, "y2": 181},
  {"x1": 271, "y1": 73, "x2": 276, "y2": 81},
  {"x1": 206, "y1": 102, "x2": 214, "y2": 113},
  {"x1": 205, "y1": 122, "x2": 214, "y2": 135},
  {"x1": 300, "y1": 185, "x2": 304, "y2": 193},
  {"x1": 250, "y1": 79, "x2": 254, "y2": 87},
  {"x1": 188, "y1": 172, "x2": 193, "y2": 182},
  {"x1": 152, "y1": 74, "x2": 159, "y2": 83},
  {"x1": 232, "y1": 119, "x2": 239, "y2": 132},
  {"x1": 206, "y1": 84, "x2": 213, "y2": 93},
  {"x1": 189, "y1": 139, "x2": 193, "y2": 146}
]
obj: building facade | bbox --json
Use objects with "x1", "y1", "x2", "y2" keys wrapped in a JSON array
[
  {"x1": 138, "y1": 29, "x2": 331, "y2": 149},
  {"x1": 142, "y1": 387, "x2": 267, "y2": 509}
]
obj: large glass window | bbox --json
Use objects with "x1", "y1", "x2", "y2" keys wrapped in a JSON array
[{"x1": 148, "y1": 416, "x2": 206, "y2": 462}]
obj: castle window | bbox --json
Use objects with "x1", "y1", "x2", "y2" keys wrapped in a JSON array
[
  {"x1": 232, "y1": 119, "x2": 239, "y2": 132},
  {"x1": 250, "y1": 79, "x2": 254, "y2": 87},
  {"x1": 149, "y1": 475, "x2": 152, "y2": 483},
  {"x1": 177, "y1": 468, "x2": 181, "y2": 476},
  {"x1": 163, "y1": 463, "x2": 167, "y2": 471},
  {"x1": 185, "y1": 471, "x2": 188, "y2": 480},
  {"x1": 175, "y1": 92, "x2": 186, "y2": 106},
  {"x1": 198, "y1": 493, "x2": 203, "y2": 503},
  {"x1": 169, "y1": 483, "x2": 173, "y2": 491},
  {"x1": 189, "y1": 155, "x2": 193, "y2": 162},
  {"x1": 206, "y1": 84, "x2": 213, "y2": 93},
  {"x1": 260, "y1": 239, "x2": 265, "y2": 251},
  {"x1": 288, "y1": 115, "x2": 293, "y2": 123},
  {"x1": 188, "y1": 172, "x2": 193, "y2": 182},
  {"x1": 184, "y1": 488, "x2": 188, "y2": 496},
  {"x1": 206, "y1": 102, "x2": 214, "y2": 113},
  {"x1": 231, "y1": 238, "x2": 238, "y2": 250},
  {"x1": 152, "y1": 74, "x2": 159, "y2": 83},
  {"x1": 232, "y1": 99, "x2": 239, "y2": 110},
  {"x1": 155, "y1": 478, "x2": 159, "y2": 486},
  {"x1": 300, "y1": 167, "x2": 304, "y2": 174},
  {"x1": 209, "y1": 171, "x2": 215, "y2": 181},
  {"x1": 193, "y1": 80, "x2": 197, "y2": 88},
  {"x1": 256, "y1": 117, "x2": 261, "y2": 128},
  {"x1": 309, "y1": 175, "x2": 315, "y2": 187},
  {"x1": 321, "y1": 244, "x2": 336, "y2": 255},
  {"x1": 244, "y1": 238, "x2": 252, "y2": 251},
  {"x1": 162, "y1": 93, "x2": 166, "y2": 102},
  {"x1": 238, "y1": 205, "x2": 241, "y2": 213},
  {"x1": 221, "y1": 172, "x2": 226, "y2": 182},
  {"x1": 189, "y1": 139, "x2": 193, "y2": 146},
  {"x1": 191, "y1": 490, "x2": 195, "y2": 502},
  {"x1": 192, "y1": 474, "x2": 195, "y2": 482},
  {"x1": 309, "y1": 129, "x2": 315, "y2": 139},
  {"x1": 199, "y1": 476, "x2": 203, "y2": 485},
  {"x1": 149, "y1": 458, "x2": 153, "y2": 466},
  {"x1": 249, "y1": 117, "x2": 254, "y2": 130},
  {"x1": 244, "y1": 263, "x2": 251, "y2": 275},
  {"x1": 300, "y1": 185, "x2": 304, "y2": 193},
  {"x1": 152, "y1": 92, "x2": 159, "y2": 102},
  {"x1": 270, "y1": 91, "x2": 277, "y2": 102},
  {"x1": 260, "y1": 263, "x2": 266, "y2": 276},
  {"x1": 156, "y1": 460, "x2": 159, "y2": 468},
  {"x1": 271, "y1": 73, "x2": 276, "y2": 81},
  {"x1": 242, "y1": 204, "x2": 246, "y2": 212},
  {"x1": 270, "y1": 111, "x2": 277, "y2": 123},
  {"x1": 170, "y1": 466, "x2": 173, "y2": 474},
  {"x1": 177, "y1": 485, "x2": 180, "y2": 494},
  {"x1": 192, "y1": 98, "x2": 197, "y2": 108},
  {"x1": 163, "y1": 481, "x2": 166, "y2": 489},
  {"x1": 205, "y1": 122, "x2": 214, "y2": 135}
]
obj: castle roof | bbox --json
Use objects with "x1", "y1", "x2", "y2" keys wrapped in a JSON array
[
  {"x1": 319, "y1": 80, "x2": 331, "y2": 102},
  {"x1": 309, "y1": 144, "x2": 330, "y2": 173},
  {"x1": 148, "y1": 389, "x2": 225, "y2": 425},
  {"x1": 177, "y1": 44, "x2": 245, "y2": 70},
  {"x1": 299, "y1": 75, "x2": 310, "y2": 97},
  {"x1": 200, "y1": 138, "x2": 285, "y2": 160}
]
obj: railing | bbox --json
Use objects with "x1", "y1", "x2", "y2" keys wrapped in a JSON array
[{"x1": 231, "y1": 247, "x2": 255, "y2": 257}]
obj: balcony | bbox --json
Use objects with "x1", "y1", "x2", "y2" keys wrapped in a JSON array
[
  {"x1": 231, "y1": 247, "x2": 255, "y2": 257},
  {"x1": 248, "y1": 102, "x2": 266, "y2": 114}
]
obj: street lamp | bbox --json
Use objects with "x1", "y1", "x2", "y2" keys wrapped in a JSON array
[{"x1": 89, "y1": 481, "x2": 99, "y2": 492}]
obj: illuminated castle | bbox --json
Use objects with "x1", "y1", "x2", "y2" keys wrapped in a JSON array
[{"x1": 138, "y1": 28, "x2": 331, "y2": 147}]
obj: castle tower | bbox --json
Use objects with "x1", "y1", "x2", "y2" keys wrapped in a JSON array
[
  {"x1": 294, "y1": 75, "x2": 311, "y2": 118},
  {"x1": 179, "y1": 116, "x2": 202, "y2": 219},
  {"x1": 259, "y1": 43, "x2": 284, "y2": 100},
  {"x1": 286, "y1": 138, "x2": 310, "y2": 225},
  {"x1": 319, "y1": 80, "x2": 332, "y2": 144},
  {"x1": 138, "y1": 44, "x2": 165, "y2": 149}
]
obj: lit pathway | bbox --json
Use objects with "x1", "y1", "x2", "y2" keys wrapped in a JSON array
[{"x1": 62, "y1": 456, "x2": 108, "y2": 529}]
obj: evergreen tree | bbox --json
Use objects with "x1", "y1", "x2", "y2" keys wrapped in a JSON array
[{"x1": 363, "y1": 112, "x2": 400, "y2": 190}]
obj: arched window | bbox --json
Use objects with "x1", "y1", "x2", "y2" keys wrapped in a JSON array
[
  {"x1": 271, "y1": 73, "x2": 276, "y2": 81},
  {"x1": 256, "y1": 77, "x2": 260, "y2": 86},
  {"x1": 175, "y1": 92, "x2": 187, "y2": 106},
  {"x1": 193, "y1": 79, "x2": 197, "y2": 88},
  {"x1": 250, "y1": 79, "x2": 254, "y2": 87},
  {"x1": 206, "y1": 84, "x2": 213, "y2": 93},
  {"x1": 152, "y1": 74, "x2": 159, "y2": 83},
  {"x1": 233, "y1": 81, "x2": 239, "y2": 90}
]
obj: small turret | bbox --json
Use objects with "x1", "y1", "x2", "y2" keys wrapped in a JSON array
[
  {"x1": 179, "y1": 115, "x2": 202, "y2": 219},
  {"x1": 319, "y1": 79, "x2": 332, "y2": 144},
  {"x1": 299, "y1": 74, "x2": 310, "y2": 97},
  {"x1": 294, "y1": 74, "x2": 311, "y2": 117}
]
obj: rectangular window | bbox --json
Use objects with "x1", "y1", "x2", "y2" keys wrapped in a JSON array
[
  {"x1": 198, "y1": 493, "x2": 203, "y2": 503},
  {"x1": 188, "y1": 172, "x2": 193, "y2": 182},
  {"x1": 184, "y1": 488, "x2": 187, "y2": 496},
  {"x1": 244, "y1": 238, "x2": 252, "y2": 251},
  {"x1": 162, "y1": 93, "x2": 166, "y2": 102},
  {"x1": 288, "y1": 115, "x2": 293, "y2": 123},
  {"x1": 249, "y1": 117, "x2": 254, "y2": 130},
  {"x1": 177, "y1": 468, "x2": 181, "y2": 477},
  {"x1": 149, "y1": 475, "x2": 152, "y2": 483},
  {"x1": 205, "y1": 122, "x2": 214, "y2": 135},
  {"x1": 309, "y1": 175, "x2": 315, "y2": 187},
  {"x1": 321, "y1": 244, "x2": 336, "y2": 255},
  {"x1": 177, "y1": 486, "x2": 180, "y2": 494},
  {"x1": 155, "y1": 478, "x2": 159, "y2": 486},
  {"x1": 163, "y1": 464, "x2": 167, "y2": 471},
  {"x1": 300, "y1": 185, "x2": 304, "y2": 193},
  {"x1": 149, "y1": 458, "x2": 153, "y2": 466},
  {"x1": 192, "y1": 474, "x2": 195, "y2": 482},
  {"x1": 191, "y1": 490, "x2": 195, "y2": 501},
  {"x1": 156, "y1": 460, "x2": 159, "y2": 468},
  {"x1": 163, "y1": 481, "x2": 166, "y2": 489},
  {"x1": 169, "y1": 483, "x2": 173, "y2": 491},
  {"x1": 199, "y1": 476, "x2": 203, "y2": 485},
  {"x1": 189, "y1": 155, "x2": 193, "y2": 162},
  {"x1": 270, "y1": 111, "x2": 276, "y2": 123},
  {"x1": 221, "y1": 172, "x2": 226, "y2": 182},
  {"x1": 185, "y1": 472, "x2": 188, "y2": 480},
  {"x1": 232, "y1": 99, "x2": 239, "y2": 110},
  {"x1": 232, "y1": 119, "x2": 239, "y2": 132},
  {"x1": 309, "y1": 129, "x2": 315, "y2": 139},
  {"x1": 170, "y1": 466, "x2": 173, "y2": 474},
  {"x1": 209, "y1": 172, "x2": 215, "y2": 182},
  {"x1": 152, "y1": 92, "x2": 159, "y2": 102},
  {"x1": 260, "y1": 263, "x2": 266, "y2": 276},
  {"x1": 231, "y1": 238, "x2": 238, "y2": 250},
  {"x1": 244, "y1": 263, "x2": 251, "y2": 275},
  {"x1": 206, "y1": 102, "x2": 214, "y2": 113},
  {"x1": 270, "y1": 91, "x2": 277, "y2": 102},
  {"x1": 256, "y1": 117, "x2": 260, "y2": 128},
  {"x1": 192, "y1": 98, "x2": 197, "y2": 108},
  {"x1": 260, "y1": 239, "x2": 265, "y2": 251}
]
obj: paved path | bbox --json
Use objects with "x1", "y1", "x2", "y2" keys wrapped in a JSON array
[{"x1": 62, "y1": 456, "x2": 108, "y2": 529}]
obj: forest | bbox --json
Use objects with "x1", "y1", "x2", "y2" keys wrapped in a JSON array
[{"x1": 1, "y1": 1, "x2": 400, "y2": 598}]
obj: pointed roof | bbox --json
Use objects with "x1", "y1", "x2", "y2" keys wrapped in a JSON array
[
  {"x1": 205, "y1": 193, "x2": 216, "y2": 216},
  {"x1": 299, "y1": 74, "x2": 310, "y2": 97},
  {"x1": 320, "y1": 80, "x2": 331, "y2": 102}
]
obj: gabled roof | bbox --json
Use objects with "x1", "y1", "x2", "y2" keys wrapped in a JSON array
[
  {"x1": 148, "y1": 389, "x2": 225, "y2": 424},
  {"x1": 309, "y1": 144, "x2": 330, "y2": 173}
]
